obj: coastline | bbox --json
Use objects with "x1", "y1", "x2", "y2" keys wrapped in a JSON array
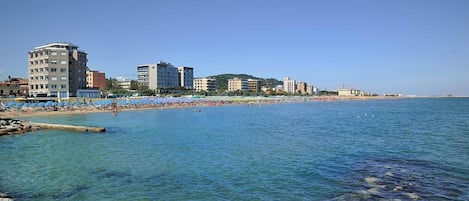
[{"x1": 0, "y1": 96, "x2": 400, "y2": 119}]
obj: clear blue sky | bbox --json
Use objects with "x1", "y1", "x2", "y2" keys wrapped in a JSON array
[{"x1": 1, "y1": 0, "x2": 468, "y2": 96}]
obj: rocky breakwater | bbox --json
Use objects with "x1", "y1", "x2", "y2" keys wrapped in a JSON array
[
  {"x1": 0, "y1": 192, "x2": 13, "y2": 201},
  {"x1": 0, "y1": 118, "x2": 40, "y2": 136}
]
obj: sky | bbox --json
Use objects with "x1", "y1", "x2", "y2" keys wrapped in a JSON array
[{"x1": 1, "y1": 0, "x2": 468, "y2": 96}]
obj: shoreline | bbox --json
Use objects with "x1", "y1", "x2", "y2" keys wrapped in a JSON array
[{"x1": 0, "y1": 96, "x2": 401, "y2": 119}]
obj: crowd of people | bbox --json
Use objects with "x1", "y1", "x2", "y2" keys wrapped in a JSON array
[{"x1": 0, "y1": 96, "x2": 314, "y2": 117}]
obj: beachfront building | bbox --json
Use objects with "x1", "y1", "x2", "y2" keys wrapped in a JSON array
[
  {"x1": 28, "y1": 42, "x2": 88, "y2": 98},
  {"x1": 296, "y1": 81, "x2": 307, "y2": 95},
  {"x1": 86, "y1": 69, "x2": 106, "y2": 91},
  {"x1": 337, "y1": 88, "x2": 363, "y2": 96},
  {"x1": 307, "y1": 85, "x2": 314, "y2": 95},
  {"x1": 137, "y1": 61, "x2": 180, "y2": 90},
  {"x1": 0, "y1": 76, "x2": 29, "y2": 97},
  {"x1": 283, "y1": 77, "x2": 296, "y2": 94},
  {"x1": 178, "y1": 66, "x2": 194, "y2": 89},
  {"x1": 227, "y1": 77, "x2": 248, "y2": 92},
  {"x1": 193, "y1": 77, "x2": 217, "y2": 92},
  {"x1": 116, "y1": 77, "x2": 132, "y2": 90},
  {"x1": 247, "y1": 79, "x2": 261, "y2": 93}
]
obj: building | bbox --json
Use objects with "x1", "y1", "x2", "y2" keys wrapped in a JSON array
[
  {"x1": 227, "y1": 77, "x2": 248, "y2": 92},
  {"x1": 137, "y1": 61, "x2": 179, "y2": 90},
  {"x1": 247, "y1": 79, "x2": 261, "y2": 93},
  {"x1": 193, "y1": 77, "x2": 217, "y2": 92},
  {"x1": 28, "y1": 42, "x2": 88, "y2": 98},
  {"x1": 0, "y1": 76, "x2": 28, "y2": 97},
  {"x1": 116, "y1": 77, "x2": 132, "y2": 90},
  {"x1": 306, "y1": 85, "x2": 314, "y2": 95},
  {"x1": 283, "y1": 77, "x2": 296, "y2": 94},
  {"x1": 178, "y1": 66, "x2": 194, "y2": 89},
  {"x1": 337, "y1": 88, "x2": 362, "y2": 96},
  {"x1": 86, "y1": 69, "x2": 106, "y2": 91},
  {"x1": 296, "y1": 81, "x2": 307, "y2": 95}
]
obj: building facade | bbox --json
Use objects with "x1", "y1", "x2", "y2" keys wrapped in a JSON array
[
  {"x1": 227, "y1": 77, "x2": 248, "y2": 92},
  {"x1": 28, "y1": 42, "x2": 87, "y2": 97},
  {"x1": 86, "y1": 69, "x2": 106, "y2": 91},
  {"x1": 296, "y1": 81, "x2": 307, "y2": 94},
  {"x1": 283, "y1": 77, "x2": 296, "y2": 94},
  {"x1": 193, "y1": 77, "x2": 217, "y2": 92},
  {"x1": 137, "y1": 61, "x2": 179, "y2": 90},
  {"x1": 0, "y1": 76, "x2": 28, "y2": 97},
  {"x1": 247, "y1": 79, "x2": 261, "y2": 93},
  {"x1": 178, "y1": 66, "x2": 194, "y2": 89}
]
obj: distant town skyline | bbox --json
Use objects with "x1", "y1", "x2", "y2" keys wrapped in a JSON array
[{"x1": 1, "y1": 0, "x2": 468, "y2": 96}]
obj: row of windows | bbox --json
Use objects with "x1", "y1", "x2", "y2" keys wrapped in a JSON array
[
  {"x1": 30, "y1": 76, "x2": 67, "y2": 81},
  {"x1": 30, "y1": 84, "x2": 66, "y2": 89},
  {"x1": 30, "y1": 67, "x2": 67, "y2": 73},
  {"x1": 30, "y1": 51, "x2": 67, "y2": 58},
  {"x1": 30, "y1": 60, "x2": 68, "y2": 65}
]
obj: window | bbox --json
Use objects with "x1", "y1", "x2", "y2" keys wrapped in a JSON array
[
  {"x1": 44, "y1": 67, "x2": 48, "y2": 72},
  {"x1": 30, "y1": 61, "x2": 34, "y2": 65},
  {"x1": 51, "y1": 68, "x2": 57, "y2": 72},
  {"x1": 45, "y1": 59, "x2": 49, "y2": 64},
  {"x1": 60, "y1": 60, "x2": 67, "y2": 65},
  {"x1": 60, "y1": 76, "x2": 67, "y2": 80},
  {"x1": 51, "y1": 51, "x2": 57, "y2": 56},
  {"x1": 30, "y1": 77, "x2": 34, "y2": 80},
  {"x1": 51, "y1": 76, "x2": 57, "y2": 81},
  {"x1": 30, "y1": 69, "x2": 34, "y2": 73},
  {"x1": 51, "y1": 60, "x2": 57, "y2": 64},
  {"x1": 60, "y1": 52, "x2": 67, "y2": 56},
  {"x1": 60, "y1": 84, "x2": 66, "y2": 89},
  {"x1": 51, "y1": 85, "x2": 57, "y2": 89},
  {"x1": 60, "y1": 68, "x2": 66, "y2": 73}
]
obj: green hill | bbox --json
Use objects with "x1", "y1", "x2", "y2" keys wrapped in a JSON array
[{"x1": 207, "y1": 74, "x2": 282, "y2": 91}]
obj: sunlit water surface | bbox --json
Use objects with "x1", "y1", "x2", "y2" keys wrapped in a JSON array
[{"x1": 1, "y1": 98, "x2": 468, "y2": 200}]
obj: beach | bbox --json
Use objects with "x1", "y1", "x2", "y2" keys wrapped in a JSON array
[{"x1": 0, "y1": 96, "x2": 394, "y2": 119}]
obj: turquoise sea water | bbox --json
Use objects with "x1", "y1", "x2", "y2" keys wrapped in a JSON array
[{"x1": 1, "y1": 98, "x2": 468, "y2": 200}]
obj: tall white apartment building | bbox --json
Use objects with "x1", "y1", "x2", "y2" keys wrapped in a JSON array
[
  {"x1": 283, "y1": 77, "x2": 296, "y2": 94},
  {"x1": 28, "y1": 42, "x2": 87, "y2": 97}
]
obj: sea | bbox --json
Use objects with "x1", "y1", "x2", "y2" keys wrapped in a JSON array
[{"x1": 0, "y1": 98, "x2": 468, "y2": 200}]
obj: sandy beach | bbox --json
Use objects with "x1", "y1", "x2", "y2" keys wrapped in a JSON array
[{"x1": 0, "y1": 96, "x2": 397, "y2": 119}]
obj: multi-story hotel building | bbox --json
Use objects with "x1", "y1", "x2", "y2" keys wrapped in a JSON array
[
  {"x1": 193, "y1": 77, "x2": 217, "y2": 92},
  {"x1": 86, "y1": 69, "x2": 106, "y2": 91},
  {"x1": 283, "y1": 77, "x2": 296, "y2": 94},
  {"x1": 247, "y1": 79, "x2": 261, "y2": 93},
  {"x1": 228, "y1": 77, "x2": 248, "y2": 92},
  {"x1": 28, "y1": 42, "x2": 87, "y2": 97},
  {"x1": 178, "y1": 67, "x2": 194, "y2": 89},
  {"x1": 296, "y1": 81, "x2": 307, "y2": 95},
  {"x1": 137, "y1": 61, "x2": 179, "y2": 90}
]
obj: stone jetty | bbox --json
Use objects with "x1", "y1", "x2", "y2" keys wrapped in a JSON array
[
  {"x1": 31, "y1": 122, "x2": 105, "y2": 133},
  {"x1": 0, "y1": 118, "x2": 105, "y2": 136},
  {"x1": 0, "y1": 192, "x2": 13, "y2": 201},
  {"x1": 0, "y1": 118, "x2": 40, "y2": 136}
]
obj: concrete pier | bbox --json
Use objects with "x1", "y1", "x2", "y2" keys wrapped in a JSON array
[{"x1": 31, "y1": 123, "x2": 106, "y2": 133}]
